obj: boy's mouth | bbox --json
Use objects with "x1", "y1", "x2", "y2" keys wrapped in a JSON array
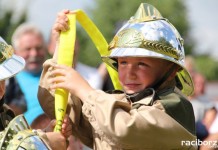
[{"x1": 124, "y1": 83, "x2": 141, "y2": 89}]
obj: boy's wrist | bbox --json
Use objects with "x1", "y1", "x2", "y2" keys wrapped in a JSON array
[{"x1": 77, "y1": 86, "x2": 94, "y2": 102}]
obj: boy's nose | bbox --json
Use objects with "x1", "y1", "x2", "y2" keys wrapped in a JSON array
[{"x1": 126, "y1": 66, "x2": 137, "y2": 79}]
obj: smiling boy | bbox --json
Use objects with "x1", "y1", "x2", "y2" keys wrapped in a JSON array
[{"x1": 38, "y1": 3, "x2": 197, "y2": 150}]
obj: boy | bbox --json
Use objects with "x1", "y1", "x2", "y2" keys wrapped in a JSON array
[
  {"x1": 38, "y1": 3, "x2": 197, "y2": 149},
  {"x1": 0, "y1": 37, "x2": 70, "y2": 150}
]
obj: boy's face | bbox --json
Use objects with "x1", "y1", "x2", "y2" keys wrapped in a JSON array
[
  {"x1": 118, "y1": 57, "x2": 170, "y2": 94},
  {"x1": 0, "y1": 80, "x2": 5, "y2": 99}
]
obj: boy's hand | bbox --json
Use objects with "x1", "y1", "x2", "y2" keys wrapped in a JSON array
[
  {"x1": 52, "y1": 9, "x2": 70, "y2": 42},
  {"x1": 61, "y1": 114, "x2": 72, "y2": 138},
  {"x1": 44, "y1": 115, "x2": 71, "y2": 138},
  {"x1": 43, "y1": 115, "x2": 72, "y2": 149},
  {"x1": 48, "y1": 64, "x2": 94, "y2": 102},
  {"x1": 52, "y1": 9, "x2": 73, "y2": 60},
  {"x1": 46, "y1": 132, "x2": 67, "y2": 150}
]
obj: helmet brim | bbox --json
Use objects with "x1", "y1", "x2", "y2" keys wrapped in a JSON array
[{"x1": 0, "y1": 55, "x2": 25, "y2": 81}]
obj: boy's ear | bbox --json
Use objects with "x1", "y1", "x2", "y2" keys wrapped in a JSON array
[{"x1": 168, "y1": 65, "x2": 180, "y2": 81}]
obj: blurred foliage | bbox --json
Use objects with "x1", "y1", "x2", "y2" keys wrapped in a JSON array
[
  {"x1": 77, "y1": 0, "x2": 195, "y2": 66},
  {"x1": 194, "y1": 55, "x2": 218, "y2": 81},
  {"x1": 1, "y1": 1, "x2": 217, "y2": 80},
  {"x1": 0, "y1": 7, "x2": 26, "y2": 44}
]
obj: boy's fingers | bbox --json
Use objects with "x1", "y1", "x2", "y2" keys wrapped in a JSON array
[
  {"x1": 51, "y1": 120, "x2": 56, "y2": 126},
  {"x1": 61, "y1": 115, "x2": 72, "y2": 138},
  {"x1": 53, "y1": 22, "x2": 68, "y2": 32}
]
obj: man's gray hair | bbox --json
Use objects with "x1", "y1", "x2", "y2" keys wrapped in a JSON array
[{"x1": 11, "y1": 23, "x2": 44, "y2": 50}]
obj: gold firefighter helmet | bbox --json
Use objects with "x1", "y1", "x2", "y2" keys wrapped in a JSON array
[
  {"x1": 102, "y1": 3, "x2": 194, "y2": 96},
  {"x1": 0, "y1": 115, "x2": 51, "y2": 150}
]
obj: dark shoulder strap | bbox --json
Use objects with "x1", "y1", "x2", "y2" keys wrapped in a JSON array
[
  {"x1": 0, "y1": 97, "x2": 15, "y2": 131},
  {"x1": 156, "y1": 88, "x2": 196, "y2": 135},
  {"x1": 4, "y1": 77, "x2": 27, "y2": 112}
]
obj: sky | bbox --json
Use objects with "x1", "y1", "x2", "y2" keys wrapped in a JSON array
[
  {"x1": 185, "y1": 0, "x2": 218, "y2": 59},
  {"x1": 1, "y1": 0, "x2": 218, "y2": 60},
  {"x1": 0, "y1": 0, "x2": 94, "y2": 40}
]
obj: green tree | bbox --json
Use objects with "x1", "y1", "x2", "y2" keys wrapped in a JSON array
[
  {"x1": 0, "y1": 7, "x2": 26, "y2": 44},
  {"x1": 194, "y1": 54, "x2": 218, "y2": 81},
  {"x1": 77, "y1": 0, "x2": 195, "y2": 66}
]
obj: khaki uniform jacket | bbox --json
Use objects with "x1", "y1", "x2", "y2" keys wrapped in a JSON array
[{"x1": 38, "y1": 59, "x2": 197, "y2": 150}]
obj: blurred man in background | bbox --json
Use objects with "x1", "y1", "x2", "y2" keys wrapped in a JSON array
[{"x1": 5, "y1": 23, "x2": 47, "y2": 124}]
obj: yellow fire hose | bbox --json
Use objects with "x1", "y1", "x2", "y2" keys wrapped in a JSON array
[{"x1": 54, "y1": 10, "x2": 122, "y2": 132}]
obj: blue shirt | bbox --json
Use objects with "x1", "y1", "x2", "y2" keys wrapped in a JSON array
[{"x1": 16, "y1": 71, "x2": 44, "y2": 124}]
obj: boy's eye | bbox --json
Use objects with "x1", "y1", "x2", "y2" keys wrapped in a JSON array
[
  {"x1": 138, "y1": 62, "x2": 147, "y2": 67},
  {"x1": 119, "y1": 61, "x2": 127, "y2": 65}
]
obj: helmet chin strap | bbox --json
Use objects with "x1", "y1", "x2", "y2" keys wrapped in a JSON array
[
  {"x1": 126, "y1": 64, "x2": 176, "y2": 103},
  {"x1": 126, "y1": 88, "x2": 154, "y2": 103},
  {"x1": 152, "y1": 63, "x2": 176, "y2": 91}
]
